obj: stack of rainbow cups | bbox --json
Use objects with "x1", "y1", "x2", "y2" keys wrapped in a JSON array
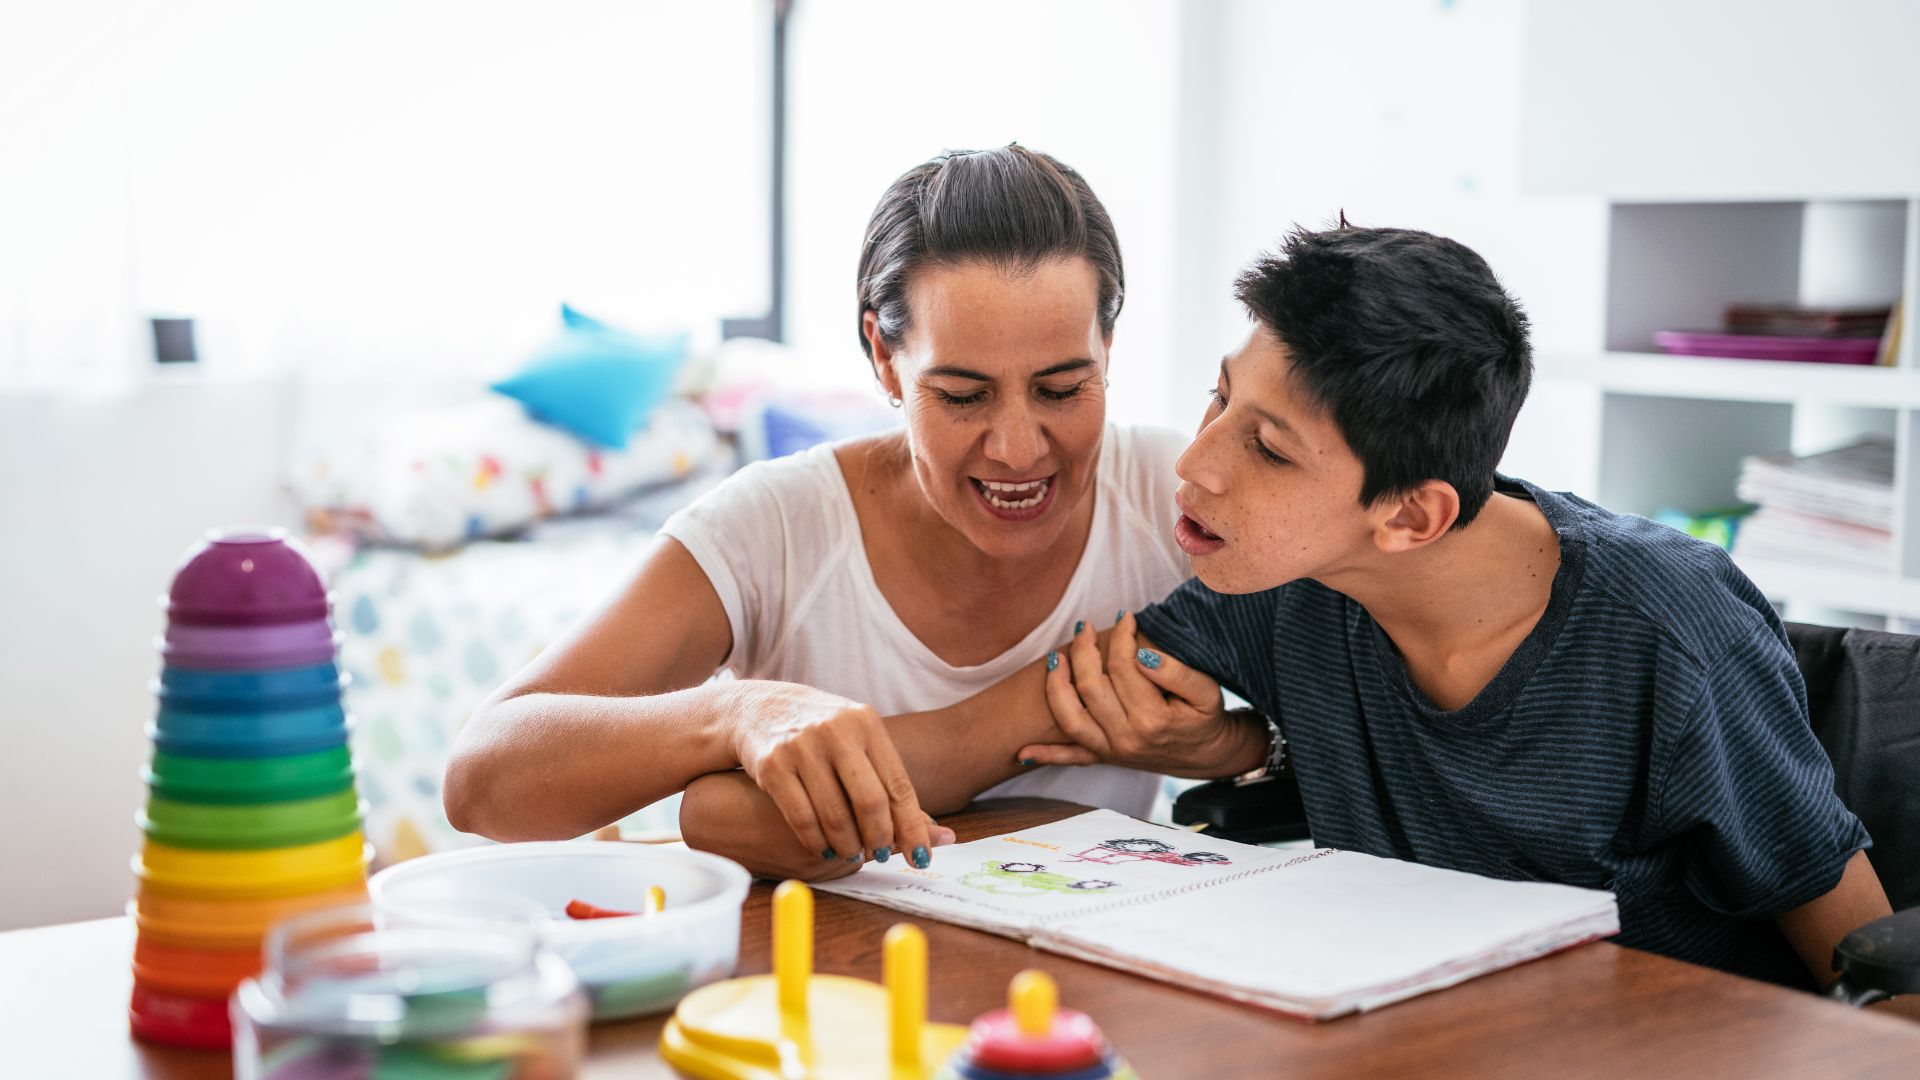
[{"x1": 128, "y1": 530, "x2": 370, "y2": 1050}]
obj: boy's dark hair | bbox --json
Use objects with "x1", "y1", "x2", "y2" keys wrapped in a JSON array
[
  {"x1": 1234, "y1": 222, "x2": 1532, "y2": 528},
  {"x1": 857, "y1": 145, "x2": 1124, "y2": 360}
]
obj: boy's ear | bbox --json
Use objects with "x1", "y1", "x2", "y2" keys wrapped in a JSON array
[
  {"x1": 1373, "y1": 480, "x2": 1461, "y2": 554},
  {"x1": 863, "y1": 310, "x2": 903, "y2": 400}
]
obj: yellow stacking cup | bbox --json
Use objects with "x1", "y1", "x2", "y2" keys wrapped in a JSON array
[
  {"x1": 130, "y1": 881, "x2": 369, "y2": 949},
  {"x1": 134, "y1": 832, "x2": 370, "y2": 900}
]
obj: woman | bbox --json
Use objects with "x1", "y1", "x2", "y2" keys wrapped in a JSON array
[{"x1": 443, "y1": 145, "x2": 1189, "y2": 877}]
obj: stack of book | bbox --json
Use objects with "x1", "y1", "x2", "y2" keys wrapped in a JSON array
[
  {"x1": 1732, "y1": 437, "x2": 1895, "y2": 573},
  {"x1": 1655, "y1": 302, "x2": 1899, "y2": 366}
]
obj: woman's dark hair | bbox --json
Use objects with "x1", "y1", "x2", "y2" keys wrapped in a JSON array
[
  {"x1": 856, "y1": 144, "x2": 1124, "y2": 360},
  {"x1": 1234, "y1": 222, "x2": 1533, "y2": 529}
]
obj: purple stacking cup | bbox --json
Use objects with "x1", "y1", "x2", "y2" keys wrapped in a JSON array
[
  {"x1": 158, "y1": 619, "x2": 340, "y2": 671},
  {"x1": 162, "y1": 530, "x2": 331, "y2": 628}
]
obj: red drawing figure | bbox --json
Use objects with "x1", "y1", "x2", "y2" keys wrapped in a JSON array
[{"x1": 1064, "y1": 837, "x2": 1233, "y2": 868}]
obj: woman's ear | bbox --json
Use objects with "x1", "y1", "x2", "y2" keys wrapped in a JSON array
[
  {"x1": 864, "y1": 310, "x2": 903, "y2": 401},
  {"x1": 1373, "y1": 480, "x2": 1460, "y2": 554}
]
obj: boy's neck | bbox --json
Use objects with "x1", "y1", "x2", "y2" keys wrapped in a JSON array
[{"x1": 1329, "y1": 491, "x2": 1562, "y2": 687}]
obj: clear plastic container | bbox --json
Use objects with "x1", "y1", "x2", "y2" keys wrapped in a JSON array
[
  {"x1": 369, "y1": 842, "x2": 751, "y2": 1020},
  {"x1": 232, "y1": 903, "x2": 587, "y2": 1080}
]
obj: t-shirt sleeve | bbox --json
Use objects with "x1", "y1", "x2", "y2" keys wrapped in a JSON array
[
  {"x1": 1653, "y1": 630, "x2": 1870, "y2": 919},
  {"x1": 656, "y1": 459, "x2": 796, "y2": 674},
  {"x1": 1134, "y1": 578, "x2": 1284, "y2": 718}
]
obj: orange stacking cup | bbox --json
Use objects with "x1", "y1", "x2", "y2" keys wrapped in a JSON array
[
  {"x1": 132, "y1": 937, "x2": 263, "y2": 998},
  {"x1": 130, "y1": 880, "x2": 368, "y2": 949}
]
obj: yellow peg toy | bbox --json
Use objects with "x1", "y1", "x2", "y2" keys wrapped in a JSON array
[
  {"x1": 648, "y1": 885, "x2": 668, "y2": 915},
  {"x1": 660, "y1": 881, "x2": 966, "y2": 1079}
]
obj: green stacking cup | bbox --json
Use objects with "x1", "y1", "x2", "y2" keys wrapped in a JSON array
[
  {"x1": 139, "y1": 790, "x2": 365, "y2": 850},
  {"x1": 143, "y1": 746, "x2": 355, "y2": 806}
]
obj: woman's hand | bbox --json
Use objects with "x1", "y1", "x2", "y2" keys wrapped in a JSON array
[
  {"x1": 723, "y1": 682, "x2": 936, "y2": 868},
  {"x1": 681, "y1": 770, "x2": 955, "y2": 882},
  {"x1": 1018, "y1": 613, "x2": 1260, "y2": 777}
]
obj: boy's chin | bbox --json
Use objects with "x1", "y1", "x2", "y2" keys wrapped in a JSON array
[{"x1": 1190, "y1": 557, "x2": 1284, "y2": 595}]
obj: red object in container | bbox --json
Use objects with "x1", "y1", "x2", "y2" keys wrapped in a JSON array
[
  {"x1": 1653, "y1": 330, "x2": 1882, "y2": 365},
  {"x1": 565, "y1": 898, "x2": 638, "y2": 920}
]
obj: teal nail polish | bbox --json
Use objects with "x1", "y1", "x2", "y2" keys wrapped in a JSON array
[
  {"x1": 875, "y1": 846, "x2": 892, "y2": 863},
  {"x1": 1116, "y1": 610, "x2": 1125, "y2": 623},
  {"x1": 1074, "y1": 619, "x2": 1085, "y2": 635},
  {"x1": 847, "y1": 851, "x2": 864, "y2": 864},
  {"x1": 1137, "y1": 648, "x2": 1162, "y2": 669},
  {"x1": 1046, "y1": 651, "x2": 1059, "y2": 672},
  {"x1": 911, "y1": 846, "x2": 930, "y2": 869},
  {"x1": 1019, "y1": 758, "x2": 1035, "y2": 766},
  {"x1": 822, "y1": 847, "x2": 836, "y2": 860}
]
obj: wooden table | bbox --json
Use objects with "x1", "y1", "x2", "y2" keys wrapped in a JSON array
[{"x1": 5, "y1": 798, "x2": 1918, "y2": 1079}]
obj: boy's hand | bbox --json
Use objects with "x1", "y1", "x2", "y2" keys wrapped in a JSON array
[{"x1": 1019, "y1": 613, "x2": 1255, "y2": 777}]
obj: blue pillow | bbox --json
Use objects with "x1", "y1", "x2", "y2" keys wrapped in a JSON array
[{"x1": 492, "y1": 307, "x2": 689, "y2": 449}]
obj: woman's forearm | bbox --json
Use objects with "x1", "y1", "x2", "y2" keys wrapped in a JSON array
[
  {"x1": 679, "y1": 771, "x2": 858, "y2": 881},
  {"x1": 444, "y1": 681, "x2": 755, "y2": 842},
  {"x1": 886, "y1": 656, "x2": 1062, "y2": 814}
]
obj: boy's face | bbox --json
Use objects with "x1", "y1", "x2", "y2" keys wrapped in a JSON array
[{"x1": 1172, "y1": 324, "x2": 1379, "y2": 594}]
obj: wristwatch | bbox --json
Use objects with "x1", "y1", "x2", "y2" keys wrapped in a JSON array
[{"x1": 1230, "y1": 710, "x2": 1288, "y2": 787}]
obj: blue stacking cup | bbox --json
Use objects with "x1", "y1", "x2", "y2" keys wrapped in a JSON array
[
  {"x1": 154, "y1": 663, "x2": 348, "y2": 713},
  {"x1": 150, "y1": 703, "x2": 351, "y2": 759}
]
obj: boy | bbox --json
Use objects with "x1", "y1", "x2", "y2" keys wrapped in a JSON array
[{"x1": 1017, "y1": 223, "x2": 1891, "y2": 989}]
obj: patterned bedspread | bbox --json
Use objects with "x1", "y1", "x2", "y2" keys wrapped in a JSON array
[{"x1": 332, "y1": 515, "x2": 686, "y2": 865}]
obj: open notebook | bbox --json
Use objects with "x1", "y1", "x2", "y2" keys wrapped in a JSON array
[{"x1": 816, "y1": 809, "x2": 1619, "y2": 1020}]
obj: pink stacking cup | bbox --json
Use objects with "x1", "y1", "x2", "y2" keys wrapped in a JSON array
[
  {"x1": 158, "y1": 619, "x2": 340, "y2": 671},
  {"x1": 162, "y1": 530, "x2": 330, "y2": 628}
]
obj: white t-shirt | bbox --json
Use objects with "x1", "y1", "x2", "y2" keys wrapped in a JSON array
[{"x1": 659, "y1": 424, "x2": 1194, "y2": 816}]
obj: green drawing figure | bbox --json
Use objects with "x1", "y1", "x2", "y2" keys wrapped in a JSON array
[{"x1": 958, "y1": 861, "x2": 1120, "y2": 897}]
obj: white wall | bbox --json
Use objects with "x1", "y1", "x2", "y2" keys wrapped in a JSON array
[
  {"x1": 0, "y1": 377, "x2": 299, "y2": 930},
  {"x1": 783, "y1": 0, "x2": 1187, "y2": 428}
]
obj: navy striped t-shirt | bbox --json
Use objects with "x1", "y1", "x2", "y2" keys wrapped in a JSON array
[{"x1": 1137, "y1": 476, "x2": 1869, "y2": 987}]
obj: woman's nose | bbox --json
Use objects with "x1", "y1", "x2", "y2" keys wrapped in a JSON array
[{"x1": 984, "y1": 407, "x2": 1046, "y2": 472}]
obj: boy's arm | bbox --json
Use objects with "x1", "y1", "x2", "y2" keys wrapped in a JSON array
[{"x1": 1774, "y1": 850, "x2": 1893, "y2": 989}]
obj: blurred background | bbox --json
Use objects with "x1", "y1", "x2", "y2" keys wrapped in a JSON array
[{"x1": 3, "y1": 0, "x2": 1916, "y2": 930}]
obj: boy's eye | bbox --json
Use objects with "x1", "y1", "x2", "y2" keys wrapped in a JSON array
[
  {"x1": 1253, "y1": 438, "x2": 1286, "y2": 465},
  {"x1": 933, "y1": 388, "x2": 986, "y2": 406}
]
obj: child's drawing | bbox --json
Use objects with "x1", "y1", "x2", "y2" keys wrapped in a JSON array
[
  {"x1": 1065, "y1": 837, "x2": 1232, "y2": 868},
  {"x1": 958, "y1": 861, "x2": 1120, "y2": 897}
]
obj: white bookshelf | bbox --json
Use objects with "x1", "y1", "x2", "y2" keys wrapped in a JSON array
[
  {"x1": 1517, "y1": 0, "x2": 1920, "y2": 631},
  {"x1": 1533, "y1": 198, "x2": 1919, "y2": 630}
]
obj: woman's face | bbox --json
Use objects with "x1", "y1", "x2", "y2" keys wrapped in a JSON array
[{"x1": 870, "y1": 257, "x2": 1109, "y2": 563}]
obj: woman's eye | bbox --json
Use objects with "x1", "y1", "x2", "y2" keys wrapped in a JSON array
[
  {"x1": 1038, "y1": 384, "x2": 1084, "y2": 402},
  {"x1": 933, "y1": 388, "x2": 986, "y2": 406}
]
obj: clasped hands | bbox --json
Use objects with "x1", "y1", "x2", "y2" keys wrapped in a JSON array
[
  {"x1": 718, "y1": 614, "x2": 1255, "y2": 875},
  {"x1": 1018, "y1": 611, "x2": 1257, "y2": 778}
]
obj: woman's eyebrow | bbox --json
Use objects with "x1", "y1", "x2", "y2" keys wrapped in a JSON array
[{"x1": 922, "y1": 358, "x2": 1096, "y2": 381}]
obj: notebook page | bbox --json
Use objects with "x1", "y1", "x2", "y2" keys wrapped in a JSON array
[
  {"x1": 815, "y1": 809, "x2": 1291, "y2": 939},
  {"x1": 1037, "y1": 847, "x2": 1619, "y2": 1019}
]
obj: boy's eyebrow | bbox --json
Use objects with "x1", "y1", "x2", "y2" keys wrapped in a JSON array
[
  {"x1": 923, "y1": 358, "x2": 1096, "y2": 381},
  {"x1": 1220, "y1": 356, "x2": 1306, "y2": 447}
]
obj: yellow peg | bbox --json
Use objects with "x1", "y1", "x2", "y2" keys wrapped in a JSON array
[
  {"x1": 1010, "y1": 969, "x2": 1057, "y2": 1037},
  {"x1": 883, "y1": 924, "x2": 927, "y2": 1072},
  {"x1": 773, "y1": 880, "x2": 813, "y2": 1018},
  {"x1": 645, "y1": 885, "x2": 667, "y2": 914}
]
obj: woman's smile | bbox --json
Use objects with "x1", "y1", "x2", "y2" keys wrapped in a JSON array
[{"x1": 971, "y1": 473, "x2": 1057, "y2": 521}]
